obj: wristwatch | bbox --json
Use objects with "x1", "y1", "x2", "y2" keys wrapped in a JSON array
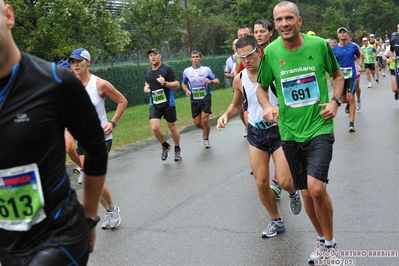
[
  {"x1": 110, "y1": 121, "x2": 117, "y2": 128},
  {"x1": 86, "y1": 216, "x2": 100, "y2": 229},
  {"x1": 331, "y1": 96, "x2": 341, "y2": 107}
]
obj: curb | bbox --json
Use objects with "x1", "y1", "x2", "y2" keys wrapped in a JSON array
[{"x1": 66, "y1": 115, "x2": 221, "y2": 175}]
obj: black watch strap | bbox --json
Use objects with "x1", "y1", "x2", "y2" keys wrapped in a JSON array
[
  {"x1": 332, "y1": 97, "x2": 341, "y2": 106},
  {"x1": 86, "y1": 216, "x2": 100, "y2": 229},
  {"x1": 110, "y1": 121, "x2": 117, "y2": 128}
]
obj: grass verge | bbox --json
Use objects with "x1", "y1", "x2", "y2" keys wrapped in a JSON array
[{"x1": 66, "y1": 87, "x2": 234, "y2": 163}]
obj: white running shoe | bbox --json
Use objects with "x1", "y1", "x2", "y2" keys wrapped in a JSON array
[
  {"x1": 204, "y1": 140, "x2": 211, "y2": 149},
  {"x1": 102, "y1": 205, "x2": 121, "y2": 229},
  {"x1": 77, "y1": 172, "x2": 83, "y2": 184},
  {"x1": 356, "y1": 99, "x2": 361, "y2": 110}
]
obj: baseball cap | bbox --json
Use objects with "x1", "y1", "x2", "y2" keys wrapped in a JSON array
[
  {"x1": 370, "y1": 34, "x2": 375, "y2": 37},
  {"x1": 68, "y1": 48, "x2": 91, "y2": 61},
  {"x1": 362, "y1": 37, "x2": 368, "y2": 41},
  {"x1": 337, "y1": 27, "x2": 348, "y2": 33},
  {"x1": 307, "y1": 30, "x2": 315, "y2": 36},
  {"x1": 147, "y1": 48, "x2": 160, "y2": 54},
  {"x1": 57, "y1": 60, "x2": 71, "y2": 68}
]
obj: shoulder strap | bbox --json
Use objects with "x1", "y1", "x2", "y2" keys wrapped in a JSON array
[{"x1": 270, "y1": 82, "x2": 277, "y2": 98}]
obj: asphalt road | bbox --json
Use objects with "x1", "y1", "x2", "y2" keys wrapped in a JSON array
[{"x1": 69, "y1": 71, "x2": 399, "y2": 266}]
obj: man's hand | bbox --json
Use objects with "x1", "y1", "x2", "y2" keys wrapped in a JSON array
[
  {"x1": 319, "y1": 101, "x2": 338, "y2": 119},
  {"x1": 156, "y1": 75, "x2": 165, "y2": 85},
  {"x1": 143, "y1": 82, "x2": 150, "y2": 93},
  {"x1": 88, "y1": 227, "x2": 96, "y2": 253},
  {"x1": 263, "y1": 105, "x2": 279, "y2": 124},
  {"x1": 103, "y1": 123, "x2": 113, "y2": 135},
  {"x1": 216, "y1": 115, "x2": 228, "y2": 130}
]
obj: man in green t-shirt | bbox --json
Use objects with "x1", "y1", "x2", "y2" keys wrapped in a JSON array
[
  {"x1": 361, "y1": 37, "x2": 377, "y2": 88},
  {"x1": 256, "y1": 1, "x2": 345, "y2": 264}
]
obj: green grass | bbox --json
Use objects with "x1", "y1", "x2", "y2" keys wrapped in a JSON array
[{"x1": 66, "y1": 87, "x2": 234, "y2": 163}]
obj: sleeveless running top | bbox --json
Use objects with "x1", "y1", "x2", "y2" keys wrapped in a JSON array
[
  {"x1": 85, "y1": 74, "x2": 112, "y2": 141},
  {"x1": 241, "y1": 69, "x2": 277, "y2": 127}
]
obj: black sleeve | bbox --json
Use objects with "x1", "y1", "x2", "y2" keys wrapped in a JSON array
[
  {"x1": 58, "y1": 70, "x2": 108, "y2": 176},
  {"x1": 166, "y1": 64, "x2": 177, "y2": 82}
]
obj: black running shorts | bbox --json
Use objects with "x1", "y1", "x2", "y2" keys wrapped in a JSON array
[
  {"x1": 191, "y1": 98, "x2": 212, "y2": 118},
  {"x1": 282, "y1": 134, "x2": 335, "y2": 190},
  {"x1": 246, "y1": 123, "x2": 282, "y2": 154},
  {"x1": 149, "y1": 105, "x2": 177, "y2": 122}
]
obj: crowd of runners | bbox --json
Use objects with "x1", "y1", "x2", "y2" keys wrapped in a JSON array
[{"x1": 1, "y1": 0, "x2": 399, "y2": 265}]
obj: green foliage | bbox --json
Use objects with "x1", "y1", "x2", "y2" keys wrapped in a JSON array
[
  {"x1": 89, "y1": 55, "x2": 230, "y2": 111},
  {"x1": 322, "y1": 7, "x2": 349, "y2": 39},
  {"x1": 122, "y1": 0, "x2": 186, "y2": 55},
  {"x1": 7, "y1": 0, "x2": 399, "y2": 63},
  {"x1": 235, "y1": 0, "x2": 277, "y2": 28},
  {"x1": 8, "y1": 0, "x2": 129, "y2": 62}
]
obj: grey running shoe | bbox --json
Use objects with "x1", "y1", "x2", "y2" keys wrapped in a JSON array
[
  {"x1": 289, "y1": 191, "x2": 302, "y2": 215},
  {"x1": 261, "y1": 218, "x2": 285, "y2": 238},
  {"x1": 270, "y1": 179, "x2": 281, "y2": 200},
  {"x1": 356, "y1": 99, "x2": 361, "y2": 110},
  {"x1": 349, "y1": 122, "x2": 355, "y2": 133},
  {"x1": 174, "y1": 149, "x2": 182, "y2": 161},
  {"x1": 344, "y1": 104, "x2": 349, "y2": 114},
  {"x1": 161, "y1": 146, "x2": 170, "y2": 161},
  {"x1": 102, "y1": 205, "x2": 121, "y2": 229},
  {"x1": 204, "y1": 140, "x2": 211, "y2": 149},
  {"x1": 77, "y1": 172, "x2": 83, "y2": 185},
  {"x1": 394, "y1": 92, "x2": 398, "y2": 101},
  {"x1": 308, "y1": 239, "x2": 325, "y2": 263}
]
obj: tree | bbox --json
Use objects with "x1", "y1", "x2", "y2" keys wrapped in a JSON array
[
  {"x1": 122, "y1": 0, "x2": 186, "y2": 57},
  {"x1": 321, "y1": 7, "x2": 349, "y2": 39},
  {"x1": 9, "y1": 0, "x2": 130, "y2": 62}
]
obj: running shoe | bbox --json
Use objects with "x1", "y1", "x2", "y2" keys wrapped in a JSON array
[
  {"x1": 349, "y1": 122, "x2": 355, "y2": 132},
  {"x1": 344, "y1": 104, "x2": 349, "y2": 114},
  {"x1": 243, "y1": 127, "x2": 247, "y2": 138},
  {"x1": 261, "y1": 218, "x2": 285, "y2": 238},
  {"x1": 270, "y1": 179, "x2": 281, "y2": 200},
  {"x1": 368, "y1": 82, "x2": 371, "y2": 88},
  {"x1": 289, "y1": 191, "x2": 302, "y2": 215},
  {"x1": 376, "y1": 78, "x2": 379, "y2": 83},
  {"x1": 394, "y1": 92, "x2": 398, "y2": 101},
  {"x1": 308, "y1": 239, "x2": 326, "y2": 264},
  {"x1": 324, "y1": 244, "x2": 344, "y2": 266},
  {"x1": 73, "y1": 167, "x2": 81, "y2": 174},
  {"x1": 102, "y1": 205, "x2": 121, "y2": 229},
  {"x1": 161, "y1": 145, "x2": 170, "y2": 161},
  {"x1": 78, "y1": 172, "x2": 83, "y2": 184},
  {"x1": 174, "y1": 149, "x2": 182, "y2": 161},
  {"x1": 356, "y1": 99, "x2": 361, "y2": 110},
  {"x1": 204, "y1": 140, "x2": 211, "y2": 149},
  {"x1": 383, "y1": 73, "x2": 385, "y2": 77}
]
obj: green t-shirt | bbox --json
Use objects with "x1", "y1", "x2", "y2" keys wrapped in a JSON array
[
  {"x1": 361, "y1": 44, "x2": 376, "y2": 64},
  {"x1": 257, "y1": 34, "x2": 340, "y2": 142}
]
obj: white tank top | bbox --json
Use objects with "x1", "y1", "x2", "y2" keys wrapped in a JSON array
[
  {"x1": 242, "y1": 69, "x2": 277, "y2": 128},
  {"x1": 85, "y1": 74, "x2": 112, "y2": 140}
]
